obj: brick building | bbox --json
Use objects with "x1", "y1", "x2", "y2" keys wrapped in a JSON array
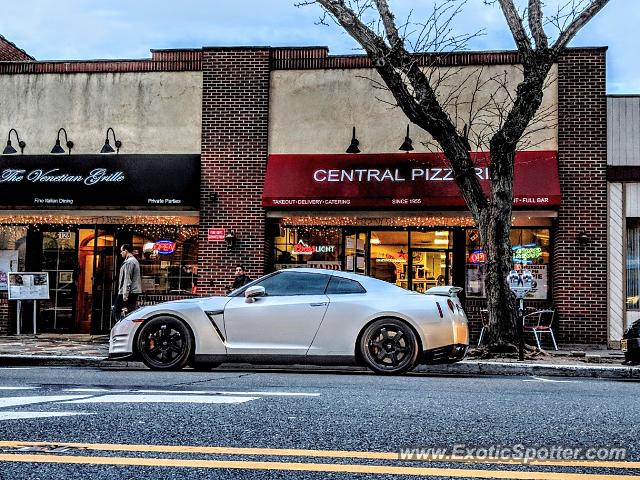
[{"x1": 0, "y1": 38, "x2": 608, "y2": 346}]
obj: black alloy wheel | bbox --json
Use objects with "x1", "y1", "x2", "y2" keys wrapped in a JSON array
[
  {"x1": 137, "y1": 316, "x2": 194, "y2": 370},
  {"x1": 359, "y1": 318, "x2": 419, "y2": 375}
]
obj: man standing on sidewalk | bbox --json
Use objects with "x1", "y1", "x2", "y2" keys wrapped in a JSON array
[{"x1": 112, "y1": 243, "x2": 142, "y2": 322}]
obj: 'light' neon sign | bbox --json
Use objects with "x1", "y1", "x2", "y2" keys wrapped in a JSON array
[{"x1": 292, "y1": 240, "x2": 336, "y2": 256}]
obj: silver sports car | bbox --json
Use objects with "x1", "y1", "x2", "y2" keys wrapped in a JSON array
[{"x1": 109, "y1": 268, "x2": 469, "y2": 374}]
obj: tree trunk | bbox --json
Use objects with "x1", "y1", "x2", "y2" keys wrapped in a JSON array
[{"x1": 478, "y1": 150, "x2": 519, "y2": 350}]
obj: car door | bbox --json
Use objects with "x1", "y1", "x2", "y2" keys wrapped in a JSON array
[{"x1": 223, "y1": 271, "x2": 331, "y2": 356}]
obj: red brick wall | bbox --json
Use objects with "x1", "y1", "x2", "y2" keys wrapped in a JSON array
[
  {"x1": 554, "y1": 48, "x2": 608, "y2": 344},
  {"x1": 0, "y1": 35, "x2": 33, "y2": 61},
  {"x1": 197, "y1": 48, "x2": 271, "y2": 295}
]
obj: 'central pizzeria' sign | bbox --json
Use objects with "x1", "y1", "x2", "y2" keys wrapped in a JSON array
[{"x1": 263, "y1": 152, "x2": 561, "y2": 209}]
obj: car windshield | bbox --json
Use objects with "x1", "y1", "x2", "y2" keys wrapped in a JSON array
[
  {"x1": 226, "y1": 272, "x2": 277, "y2": 297},
  {"x1": 229, "y1": 271, "x2": 334, "y2": 297}
]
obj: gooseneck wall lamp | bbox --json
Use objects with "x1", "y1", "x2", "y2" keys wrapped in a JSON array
[
  {"x1": 345, "y1": 126, "x2": 360, "y2": 154},
  {"x1": 577, "y1": 231, "x2": 591, "y2": 245},
  {"x1": 225, "y1": 230, "x2": 237, "y2": 249},
  {"x1": 399, "y1": 124, "x2": 414, "y2": 152},
  {"x1": 50, "y1": 128, "x2": 74, "y2": 155},
  {"x1": 3, "y1": 129, "x2": 26, "y2": 155},
  {"x1": 100, "y1": 127, "x2": 122, "y2": 154}
]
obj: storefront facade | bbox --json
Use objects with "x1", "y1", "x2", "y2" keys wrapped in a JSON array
[
  {"x1": 0, "y1": 43, "x2": 202, "y2": 334},
  {"x1": 0, "y1": 38, "x2": 608, "y2": 345},
  {"x1": 607, "y1": 95, "x2": 640, "y2": 347}
]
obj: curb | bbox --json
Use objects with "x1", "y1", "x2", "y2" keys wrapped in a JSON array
[
  {"x1": 0, "y1": 354, "x2": 638, "y2": 378},
  {"x1": 0, "y1": 355, "x2": 116, "y2": 368},
  {"x1": 417, "y1": 360, "x2": 640, "y2": 379}
]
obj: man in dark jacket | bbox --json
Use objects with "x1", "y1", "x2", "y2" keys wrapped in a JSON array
[{"x1": 229, "y1": 265, "x2": 251, "y2": 293}]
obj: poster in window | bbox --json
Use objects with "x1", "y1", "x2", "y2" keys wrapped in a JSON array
[
  {"x1": 525, "y1": 265, "x2": 548, "y2": 299},
  {"x1": 0, "y1": 250, "x2": 19, "y2": 291},
  {"x1": 465, "y1": 264, "x2": 486, "y2": 297},
  {"x1": 346, "y1": 256, "x2": 354, "y2": 271}
]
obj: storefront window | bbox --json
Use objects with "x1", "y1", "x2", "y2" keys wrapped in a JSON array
[
  {"x1": 0, "y1": 227, "x2": 27, "y2": 292},
  {"x1": 130, "y1": 227, "x2": 199, "y2": 295},
  {"x1": 369, "y1": 231, "x2": 408, "y2": 286},
  {"x1": 273, "y1": 226, "x2": 342, "y2": 271},
  {"x1": 465, "y1": 228, "x2": 550, "y2": 299},
  {"x1": 411, "y1": 230, "x2": 452, "y2": 249},
  {"x1": 627, "y1": 219, "x2": 640, "y2": 310}
]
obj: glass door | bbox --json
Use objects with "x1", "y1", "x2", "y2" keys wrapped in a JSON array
[
  {"x1": 41, "y1": 230, "x2": 77, "y2": 332},
  {"x1": 76, "y1": 228, "x2": 118, "y2": 334},
  {"x1": 92, "y1": 229, "x2": 117, "y2": 334}
]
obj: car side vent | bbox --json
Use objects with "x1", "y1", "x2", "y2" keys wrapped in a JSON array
[{"x1": 205, "y1": 311, "x2": 226, "y2": 342}]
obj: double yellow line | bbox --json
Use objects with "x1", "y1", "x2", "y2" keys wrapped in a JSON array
[{"x1": 0, "y1": 441, "x2": 637, "y2": 479}]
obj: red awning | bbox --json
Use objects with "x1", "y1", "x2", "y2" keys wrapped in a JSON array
[{"x1": 262, "y1": 151, "x2": 560, "y2": 209}]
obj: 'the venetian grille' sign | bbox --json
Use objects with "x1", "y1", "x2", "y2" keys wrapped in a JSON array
[{"x1": 0, "y1": 155, "x2": 199, "y2": 210}]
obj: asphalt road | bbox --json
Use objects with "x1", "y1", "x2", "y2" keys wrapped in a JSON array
[{"x1": 0, "y1": 365, "x2": 638, "y2": 479}]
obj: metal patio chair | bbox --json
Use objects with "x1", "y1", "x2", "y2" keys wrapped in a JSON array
[
  {"x1": 522, "y1": 309, "x2": 558, "y2": 350},
  {"x1": 477, "y1": 309, "x2": 490, "y2": 347}
]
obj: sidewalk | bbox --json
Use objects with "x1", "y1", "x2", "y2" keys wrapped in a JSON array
[{"x1": 0, "y1": 334, "x2": 637, "y2": 378}]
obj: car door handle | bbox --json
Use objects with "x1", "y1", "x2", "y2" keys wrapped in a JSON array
[{"x1": 309, "y1": 302, "x2": 328, "y2": 307}]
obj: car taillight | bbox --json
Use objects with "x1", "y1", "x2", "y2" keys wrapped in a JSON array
[
  {"x1": 447, "y1": 299, "x2": 455, "y2": 313},
  {"x1": 436, "y1": 302, "x2": 444, "y2": 318}
]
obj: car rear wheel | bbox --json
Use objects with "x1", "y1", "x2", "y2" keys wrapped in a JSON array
[
  {"x1": 359, "y1": 318, "x2": 419, "y2": 375},
  {"x1": 137, "y1": 316, "x2": 194, "y2": 370}
]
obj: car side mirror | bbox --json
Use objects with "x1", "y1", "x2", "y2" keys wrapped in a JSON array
[{"x1": 245, "y1": 285, "x2": 266, "y2": 303}]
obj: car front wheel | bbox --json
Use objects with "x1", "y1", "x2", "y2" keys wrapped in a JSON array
[
  {"x1": 359, "y1": 318, "x2": 419, "y2": 375},
  {"x1": 137, "y1": 316, "x2": 194, "y2": 370}
]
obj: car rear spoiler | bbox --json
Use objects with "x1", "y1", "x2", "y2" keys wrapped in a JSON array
[{"x1": 425, "y1": 286, "x2": 463, "y2": 297}]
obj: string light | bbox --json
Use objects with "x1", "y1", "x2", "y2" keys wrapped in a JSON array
[
  {"x1": 0, "y1": 214, "x2": 198, "y2": 226},
  {"x1": 281, "y1": 215, "x2": 478, "y2": 228}
]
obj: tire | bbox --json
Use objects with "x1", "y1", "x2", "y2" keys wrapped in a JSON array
[
  {"x1": 137, "y1": 316, "x2": 194, "y2": 370},
  {"x1": 359, "y1": 318, "x2": 419, "y2": 375}
]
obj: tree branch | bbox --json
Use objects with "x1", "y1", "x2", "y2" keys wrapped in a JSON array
[
  {"x1": 497, "y1": 0, "x2": 532, "y2": 55},
  {"x1": 373, "y1": 0, "x2": 401, "y2": 48},
  {"x1": 552, "y1": 0, "x2": 610, "y2": 52},
  {"x1": 317, "y1": 0, "x2": 489, "y2": 217},
  {"x1": 527, "y1": 0, "x2": 547, "y2": 48}
]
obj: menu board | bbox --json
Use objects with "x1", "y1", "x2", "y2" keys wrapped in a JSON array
[{"x1": 8, "y1": 272, "x2": 50, "y2": 300}]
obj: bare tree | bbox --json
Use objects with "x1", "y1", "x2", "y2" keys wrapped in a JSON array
[{"x1": 300, "y1": 0, "x2": 609, "y2": 350}]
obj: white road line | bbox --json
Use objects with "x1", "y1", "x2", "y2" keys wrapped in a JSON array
[
  {"x1": 63, "y1": 394, "x2": 259, "y2": 404},
  {"x1": 0, "y1": 412, "x2": 93, "y2": 421},
  {"x1": 0, "y1": 387, "x2": 38, "y2": 390},
  {"x1": 0, "y1": 395, "x2": 92, "y2": 409},
  {"x1": 523, "y1": 376, "x2": 574, "y2": 383},
  {"x1": 65, "y1": 388, "x2": 320, "y2": 397}
]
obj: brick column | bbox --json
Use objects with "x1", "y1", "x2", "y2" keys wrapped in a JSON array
[
  {"x1": 198, "y1": 48, "x2": 271, "y2": 295},
  {"x1": 554, "y1": 48, "x2": 608, "y2": 344}
]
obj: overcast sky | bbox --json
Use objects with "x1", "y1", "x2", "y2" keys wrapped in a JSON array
[{"x1": 1, "y1": 0, "x2": 635, "y2": 93}]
